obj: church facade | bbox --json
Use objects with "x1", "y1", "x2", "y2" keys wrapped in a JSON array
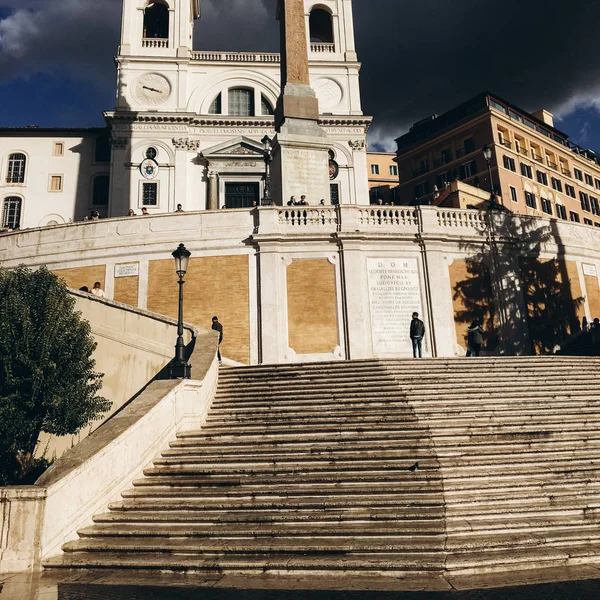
[{"x1": 0, "y1": 0, "x2": 371, "y2": 229}]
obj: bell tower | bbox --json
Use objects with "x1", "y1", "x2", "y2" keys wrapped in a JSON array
[
  {"x1": 119, "y1": 0, "x2": 200, "y2": 58},
  {"x1": 306, "y1": 0, "x2": 357, "y2": 62}
]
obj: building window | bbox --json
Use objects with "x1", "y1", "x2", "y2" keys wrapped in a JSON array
[
  {"x1": 389, "y1": 165, "x2": 398, "y2": 177},
  {"x1": 6, "y1": 153, "x2": 26, "y2": 184},
  {"x1": 585, "y1": 173, "x2": 593, "y2": 186},
  {"x1": 49, "y1": 175, "x2": 63, "y2": 192},
  {"x1": 556, "y1": 204, "x2": 567, "y2": 220},
  {"x1": 584, "y1": 218, "x2": 593, "y2": 226},
  {"x1": 541, "y1": 198, "x2": 552, "y2": 215},
  {"x1": 440, "y1": 148, "x2": 451, "y2": 164},
  {"x1": 261, "y1": 95, "x2": 274, "y2": 116},
  {"x1": 520, "y1": 163, "x2": 533, "y2": 179},
  {"x1": 565, "y1": 184, "x2": 576, "y2": 198},
  {"x1": 510, "y1": 186, "x2": 518, "y2": 203},
  {"x1": 1, "y1": 196, "x2": 22, "y2": 229},
  {"x1": 551, "y1": 177, "x2": 563, "y2": 192},
  {"x1": 525, "y1": 191, "x2": 537, "y2": 209},
  {"x1": 580, "y1": 192, "x2": 591, "y2": 212},
  {"x1": 309, "y1": 8, "x2": 334, "y2": 43},
  {"x1": 208, "y1": 94, "x2": 222, "y2": 115},
  {"x1": 371, "y1": 164, "x2": 380, "y2": 176},
  {"x1": 330, "y1": 183, "x2": 340, "y2": 205},
  {"x1": 228, "y1": 88, "x2": 254, "y2": 117},
  {"x1": 142, "y1": 182, "x2": 158, "y2": 206},
  {"x1": 92, "y1": 175, "x2": 110, "y2": 206},
  {"x1": 574, "y1": 168, "x2": 583, "y2": 181},
  {"x1": 414, "y1": 182, "x2": 429, "y2": 198},
  {"x1": 595, "y1": 178, "x2": 600, "y2": 190},
  {"x1": 436, "y1": 173, "x2": 449, "y2": 188},
  {"x1": 460, "y1": 161, "x2": 477, "y2": 179},
  {"x1": 143, "y1": 1, "x2": 169, "y2": 39},
  {"x1": 94, "y1": 135, "x2": 111, "y2": 163},
  {"x1": 464, "y1": 137, "x2": 475, "y2": 154},
  {"x1": 503, "y1": 156, "x2": 516, "y2": 171},
  {"x1": 53, "y1": 142, "x2": 64, "y2": 157},
  {"x1": 569, "y1": 211, "x2": 580, "y2": 223},
  {"x1": 591, "y1": 196, "x2": 600, "y2": 216},
  {"x1": 536, "y1": 171, "x2": 548, "y2": 186}
]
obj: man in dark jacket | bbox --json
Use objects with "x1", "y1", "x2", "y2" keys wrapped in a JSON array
[
  {"x1": 212, "y1": 316, "x2": 223, "y2": 362},
  {"x1": 410, "y1": 312, "x2": 425, "y2": 358}
]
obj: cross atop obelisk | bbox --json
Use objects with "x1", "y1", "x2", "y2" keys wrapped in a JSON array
[
  {"x1": 275, "y1": 0, "x2": 320, "y2": 130},
  {"x1": 270, "y1": 0, "x2": 330, "y2": 206}
]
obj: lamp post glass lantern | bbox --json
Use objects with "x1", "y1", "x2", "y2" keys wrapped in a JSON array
[
  {"x1": 261, "y1": 135, "x2": 272, "y2": 206},
  {"x1": 169, "y1": 243, "x2": 192, "y2": 379}
]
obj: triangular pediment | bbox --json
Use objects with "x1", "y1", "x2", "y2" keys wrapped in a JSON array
[{"x1": 202, "y1": 136, "x2": 265, "y2": 158}]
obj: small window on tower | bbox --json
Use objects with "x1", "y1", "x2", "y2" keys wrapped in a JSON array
[
  {"x1": 53, "y1": 142, "x2": 64, "y2": 156},
  {"x1": 309, "y1": 8, "x2": 334, "y2": 43},
  {"x1": 143, "y1": 2, "x2": 169, "y2": 40}
]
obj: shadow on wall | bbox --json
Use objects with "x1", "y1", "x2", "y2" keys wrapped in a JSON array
[{"x1": 454, "y1": 212, "x2": 584, "y2": 355}]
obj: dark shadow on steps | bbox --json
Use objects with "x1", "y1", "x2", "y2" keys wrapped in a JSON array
[{"x1": 58, "y1": 578, "x2": 600, "y2": 599}]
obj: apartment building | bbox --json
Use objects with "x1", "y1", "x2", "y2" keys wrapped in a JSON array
[
  {"x1": 367, "y1": 151, "x2": 399, "y2": 204},
  {"x1": 395, "y1": 92, "x2": 600, "y2": 227}
]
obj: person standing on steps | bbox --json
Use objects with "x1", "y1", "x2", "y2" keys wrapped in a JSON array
[
  {"x1": 466, "y1": 320, "x2": 484, "y2": 357},
  {"x1": 212, "y1": 316, "x2": 223, "y2": 363},
  {"x1": 410, "y1": 312, "x2": 425, "y2": 358}
]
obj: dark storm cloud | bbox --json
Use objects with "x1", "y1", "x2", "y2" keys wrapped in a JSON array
[{"x1": 1, "y1": 0, "x2": 599, "y2": 148}]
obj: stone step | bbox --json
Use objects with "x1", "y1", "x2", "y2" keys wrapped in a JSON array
[
  {"x1": 76, "y1": 522, "x2": 446, "y2": 539},
  {"x1": 43, "y1": 551, "x2": 447, "y2": 573},
  {"x1": 198, "y1": 413, "x2": 600, "y2": 434},
  {"x1": 93, "y1": 506, "x2": 446, "y2": 524}
]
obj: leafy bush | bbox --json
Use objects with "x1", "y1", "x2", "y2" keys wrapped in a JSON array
[{"x1": 0, "y1": 266, "x2": 110, "y2": 485}]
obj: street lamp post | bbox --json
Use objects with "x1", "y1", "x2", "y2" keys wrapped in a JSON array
[
  {"x1": 482, "y1": 144, "x2": 497, "y2": 210},
  {"x1": 261, "y1": 135, "x2": 272, "y2": 206},
  {"x1": 169, "y1": 243, "x2": 192, "y2": 379}
]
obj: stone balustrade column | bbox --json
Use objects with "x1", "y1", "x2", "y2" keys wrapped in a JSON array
[{"x1": 207, "y1": 171, "x2": 219, "y2": 211}]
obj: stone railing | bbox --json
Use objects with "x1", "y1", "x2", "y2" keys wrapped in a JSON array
[
  {"x1": 357, "y1": 207, "x2": 419, "y2": 227},
  {"x1": 142, "y1": 38, "x2": 168, "y2": 48},
  {"x1": 310, "y1": 43, "x2": 336, "y2": 53},
  {"x1": 278, "y1": 207, "x2": 338, "y2": 228},
  {"x1": 191, "y1": 51, "x2": 280, "y2": 63},
  {"x1": 437, "y1": 209, "x2": 488, "y2": 229}
]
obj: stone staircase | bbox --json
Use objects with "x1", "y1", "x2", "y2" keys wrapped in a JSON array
[{"x1": 45, "y1": 357, "x2": 600, "y2": 578}]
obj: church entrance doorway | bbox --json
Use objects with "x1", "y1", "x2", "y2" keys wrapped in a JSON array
[{"x1": 225, "y1": 183, "x2": 259, "y2": 209}]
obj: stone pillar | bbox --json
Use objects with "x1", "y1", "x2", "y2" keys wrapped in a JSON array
[
  {"x1": 208, "y1": 171, "x2": 219, "y2": 211},
  {"x1": 271, "y1": 0, "x2": 330, "y2": 206}
]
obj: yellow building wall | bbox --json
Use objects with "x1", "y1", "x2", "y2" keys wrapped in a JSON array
[
  {"x1": 53, "y1": 265, "x2": 107, "y2": 292},
  {"x1": 114, "y1": 268, "x2": 140, "y2": 307},
  {"x1": 147, "y1": 255, "x2": 250, "y2": 364},
  {"x1": 286, "y1": 259, "x2": 339, "y2": 355},
  {"x1": 585, "y1": 273, "x2": 600, "y2": 320},
  {"x1": 448, "y1": 259, "x2": 496, "y2": 350}
]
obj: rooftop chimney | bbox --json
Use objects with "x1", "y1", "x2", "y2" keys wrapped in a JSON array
[{"x1": 532, "y1": 109, "x2": 554, "y2": 128}]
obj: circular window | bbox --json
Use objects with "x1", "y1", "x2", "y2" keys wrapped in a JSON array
[{"x1": 145, "y1": 147, "x2": 158, "y2": 160}]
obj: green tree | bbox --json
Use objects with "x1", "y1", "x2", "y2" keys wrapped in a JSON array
[{"x1": 0, "y1": 266, "x2": 110, "y2": 485}]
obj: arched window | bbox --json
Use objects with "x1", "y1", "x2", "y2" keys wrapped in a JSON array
[
  {"x1": 144, "y1": 2, "x2": 169, "y2": 39},
  {"x1": 228, "y1": 88, "x2": 254, "y2": 117},
  {"x1": 92, "y1": 175, "x2": 110, "y2": 206},
  {"x1": 2, "y1": 197, "x2": 22, "y2": 229},
  {"x1": 208, "y1": 93, "x2": 222, "y2": 115},
  {"x1": 261, "y1": 95, "x2": 274, "y2": 116},
  {"x1": 6, "y1": 153, "x2": 26, "y2": 184},
  {"x1": 309, "y1": 8, "x2": 333, "y2": 43}
]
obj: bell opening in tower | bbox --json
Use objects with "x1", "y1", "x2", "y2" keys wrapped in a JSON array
[{"x1": 143, "y1": 2, "x2": 169, "y2": 40}]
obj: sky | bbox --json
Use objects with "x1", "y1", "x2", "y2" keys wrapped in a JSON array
[{"x1": 1, "y1": 0, "x2": 600, "y2": 152}]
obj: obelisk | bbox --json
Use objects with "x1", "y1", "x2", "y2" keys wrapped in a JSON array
[{"x1": 270, "y1": 0, "x2": 330, "y2": 206}]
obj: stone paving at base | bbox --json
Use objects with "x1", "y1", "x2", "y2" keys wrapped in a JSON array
[{"x1": 5, "y1": 567, "x2": 600, "y2": 600}]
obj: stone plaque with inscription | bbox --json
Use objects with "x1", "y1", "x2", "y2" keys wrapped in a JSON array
[
  {"x1": 114, "y1": 263, "x2": 139, "y2": 278},
  {"x1": 367, "y1": 258, "x2": 423, "y2": 355}
]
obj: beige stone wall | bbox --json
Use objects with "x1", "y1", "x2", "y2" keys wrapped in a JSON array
[
  {"x1": 147, "y1": 255, "x2": 250, "y2": 364},
  {"x1": 286, "y1": 259, "x2": 339, "y2": 355},
  {"x1": 53, "y1": 265, "x2": 106, "y2": 292}
]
